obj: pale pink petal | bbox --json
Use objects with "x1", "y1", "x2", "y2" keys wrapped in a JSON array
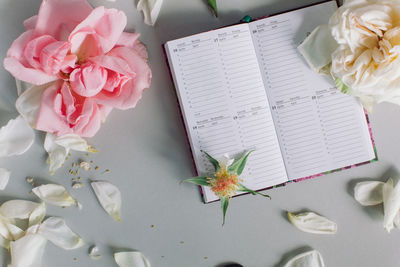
[
  {"x1": 36, "y1": 81, "x2": 72, "y2": 136},
  {"x1": 94, "y1": 46, "x2": 151, "y2": 109},
  {"x1": 70, "y1": 63, "x2": 108, "y2": 97},
  {"x1": 6, "y1": 30, "x2": 35, "y2": 62},
  {"x1": 3, "y1": 57, "x2": 58, "y2": 86},
  {"x1": 116, "y1": 32, "x2": 148, "y2": 59},
  {"x1": 98, "y1": 105, "x2": 112, "y2": 123},
  {"x1": 72, "y1": 100, "x2": 102, "y2": 137},
  {"x1": 24, "y1": 15, "x2": 38, "y2": 30},
  {"x1": 40, "y1": 41, "x2": 72, "y2": 74},
  {"x1": 24, "y1": 35, "x2": 57, "y2": 69},
  {"x1": 35, "y1": 0, "x2": 93, "y2": 40},
  {"x1": 69, "y1": 7, "x2": 127, "y2": 56},
  {"x1": 90, "y1": 55, "x2": 135, "y2": 77}
]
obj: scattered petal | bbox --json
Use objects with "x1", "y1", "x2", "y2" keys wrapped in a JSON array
[
  {"x1": 114, "y1": 251, "x2": 150, "y2": 267},
  {"x1": 91, "y1": 181, "x2": 121, "y2": 221},
  {"x1": 55, "y1": 134, "x2": 96, "y2": 152},
  {"x1": 287, "y1": 211, "x2": 337, "y2": 234},
  {"x1": 38, "y1": 217, "x2": 84, "y2": 250},
  {"x1": 383, "y1": 178, "x2": 400, "y2": 232},
  {"x1": 29, "y1": 202, "x2": 46, "y2": 227},
  {"x1": 9, "y1": 234, "x2": 47, "y2": 267},
  {"x1": 137, "y1": 0, "x2": 164, "y2": 26},
  {"x1": 89, "y1": 245, "x2": 102, "y2": 260},
  {"x1": 6, "y1": 223, "x2": 24, "y2": 240},
  {"x1": 0, "y1": 168, "x2": 10, "y2": 190},
  {"x1": 284, "y1": 250, "x2": 325, "y2": 267},
  {"x1": 44, "y1": 133, "x2": 68, "y2": 175},
  {"x1": 32, "y1": 184, "x2": 77, "y2": 207},
  {"x1": 0, "y1": 200, "x2": 41, "y2": 220},
  {"x1": 354, "y1": 181, "x2": 384, "y2": 206},
  {"x1": 0, "y1": 235, "x2": 9, "y2": 249},
  {"x1": 0, "y1": 116, "x2": 34, "y2": 157}
]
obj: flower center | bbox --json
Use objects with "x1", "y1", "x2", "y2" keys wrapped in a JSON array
[{"x1": 208, "y1": 168, "x2": 241, "y2": 198}]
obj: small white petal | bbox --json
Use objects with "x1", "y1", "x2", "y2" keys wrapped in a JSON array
[
  {"x1": 9, "y1": 234, "x2": 47, "y2": 267},
  {"x1": 219, "y1": 154, "x2": 234, "y2": 169},
  {"x1": 0, "y1": 116, "x2": 34, "y2": 157},
  {"x1": 287, "y1": 211, "x2": 337, "y2": 234},
  {"x1": 137, "y1": 0, "x2": 164, "y2": 26},
  {"x1": 354, "y1": 181, "x2": 384, "y2": 206},
  {"x1": 44, "y1": 133, "x2": 68, "y2": 175},
  {"x1": 0, "y1": 168, "x2": 10, "y2": 190},
  {"x1": 15, "y1": 83, "x2": 48, "y2": 128},
  {"x1": 32, "y1": 184, "x2": 77, "y2": 207},
  {"x1": 383, "y1": 178, "x2": 400, "y2": 232},
  {"x1": 6, "y1": 223, "x2": 24, "y2": 240},
  {"x1": 38, "y1": 217, "x2": 84, "y2": 250},
  {"x1": 284, "y1": 250, "x2": 325, "y2": 267},
  {"x1": 91, "y1": 181, "x2": 121, "y2": 221},
  {"x1": 114, "y1": 251, "x2": 151, "y2": 267},
  {"x1": 54, "y1": 134, "x2": 96, "y2": 152},
  {"x1": 28, "y1": 202, "x2": 46, "y2": 227},
  {"x1": 89, "y1": 245, "x2": 102, "y2": 260},
  {"x1": 0, "y1": 200, "x2": 41, "y2": 220}
]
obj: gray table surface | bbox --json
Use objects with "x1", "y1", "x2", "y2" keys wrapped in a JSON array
[{"x1": 1, "y1": 0, "x2": 400, "y2": 266}]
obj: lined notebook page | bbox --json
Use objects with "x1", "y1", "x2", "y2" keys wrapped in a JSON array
[
  {"x1": 165, "y1": 24, "x2": 288, "y2": 202},
  {"x1": 249, "y1": 1, "x2": 376, "y2": 180}
]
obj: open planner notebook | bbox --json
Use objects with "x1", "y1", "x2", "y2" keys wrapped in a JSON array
[{"x1": 165, "y1": 1, "x2": 377, "y2": 203}]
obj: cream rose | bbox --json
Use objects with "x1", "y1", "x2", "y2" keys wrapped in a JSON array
[{"x1": 299, "y1": 0, "x2": 400, "y2": 108}]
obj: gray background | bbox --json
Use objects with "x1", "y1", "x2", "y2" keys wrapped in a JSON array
[{"x1": 0, "y1": 0, "x2": 400, "y2": 266}]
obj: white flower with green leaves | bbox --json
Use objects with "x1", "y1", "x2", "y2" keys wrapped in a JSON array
[{"x1": 183, "y1": 150, "x2": 270, "y2": 225}]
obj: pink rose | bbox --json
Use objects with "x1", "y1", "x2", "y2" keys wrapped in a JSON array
[{"x1": 3, "y1": 0, "x2": 151, "y2": 137}]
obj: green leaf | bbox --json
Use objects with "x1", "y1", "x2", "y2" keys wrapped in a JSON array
[
  {"x1": 182, "y1": 177, "x2": 210, "y2": 186},
  {"x1": 201, "y1": 150, "x2": 220, "y2": 171},
  {"x1": 208, "y1": 0, "x2": 218, "y2": 17},
  {"x1": 237, "y1": 184, "x2": 271, "y2": 199},
  {"x1": 228, "y1": 150, "x2": 254, "y2": 175},
  {"x1": 221, "y1": 197, "x2": 229, "y2": 226},
  {"x1": 334, "y1": 77, "x2": 351, "y2": 94}
]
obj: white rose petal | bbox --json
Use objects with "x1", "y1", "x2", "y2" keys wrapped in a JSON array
[
  {"x1": 28, "y1": 202, "x2": 46, "y2": 227},
  {"x1": 0, "y1": 200, "x2": 41, "y2": 220},
  {"x1": 284, "y1": 250, "x2": 325, "y2": 267},
  {"x1": 0, "y1": 234, "x2": 9, "y2": 249},
  {"x1": 15, "y1": 83, "x2": 48, "y2": 128},
  {"x1": 9, "y1": 234, "x2": 47, "y2": 267},
  {"x1": 38, "y1": 217, "x2": 84, "y2": 250},
  {"x1": 0, "y1": 168, "x2": 10, "y2": 190},
  {"x1": 354, "y1": 181, "x2": 384, "y2": 206},
  {"x1": 89, "y1": 245, "x2": 102, "y2": 260},
  {"x1": 6, "y1": 223, "x2": 24, "y2": 240},
  {"x1": 137, "y1": 0, "x2": 164, "y2": 26},
  {"x1": 383, "y1": 178, "x2": 400, "y2": 232},
  {"x1": 44, "y1": 133, "x2": 68, "y2": 175},
  {"x1": 54, "y1": 134, "x2": 96, "y2": 152},
  {"x1": 114, "y1": 251, "x2": 151, "y2": 267},
  {"x1": 287, "y1": 211, "x2": 337, "y2": 235},
  {"x1": 32, "y1": 184, "x2": 77, "y2": 207},
  {"x1": 91, "y1": 181, "x2": 121, "y2": 221},
  {"x1": 0, "y1": 116, "x2": 34, "y2": 157}
]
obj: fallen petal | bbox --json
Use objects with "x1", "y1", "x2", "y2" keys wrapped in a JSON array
[
  {"x1": 0, "y1": 168, "x2": 10, "y2": 190},
  {"x1": 114, "y1": 251, "x2": 151, "y2": 267},
  {"x1": 9, "y1": 234, "x2": 47, "y2": 267},
  {"x1": 89, "y1": 245, "x2": 102, "y2": 260},
  {"x1": 44, "y1": 133, "x2": 68, "y2": 175},
  {"x1": 91, "y1": 181, "x2": 121, "y2": 221},
  {"x1": 284, "y1": 250, "x2": 325, "y2": 267},
  {"x1": 29, "y1": 202, "x2": 46, "y2": 227},
  {"x1": 287, "y1": 211, "x2": 337, "y2": 234},
  {"x1": 0, "y1": 116, "x2": 34, "y2": 157},
  {"x1": 38, "y1": 217, "x2": 84, "y2": 250},
  {"x1": 383, "y1": 178, "x2": 400, "y2": 232},
  {"x1": 137, "y1": 0, "x2": 164, "y2": 26},
  {"x1": 32, "y1": 184, "x2": 77, "y2": 207},
  {"x1": 54, "y1": 134, "x2": 97, "y2": 152},
  {"x1": 354, "y1": 181, "x2": 384, "y2": 206},
  {"x1": 0, "y1": 200, "x2": 41, "y2": 220},
  {"x1": 6, "y1": 223, "x2": 24, "y2": 240}
]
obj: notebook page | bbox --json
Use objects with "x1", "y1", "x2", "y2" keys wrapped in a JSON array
[
  {"x1": 249, "y1": 1, "x2": 376, "y2": 180},
  {"x1": 165, "y1": 24, "x2": 288, "y2": 202}
]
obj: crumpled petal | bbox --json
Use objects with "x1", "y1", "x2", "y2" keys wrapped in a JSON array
[
  {"x1": 0, "y1": 168, "x2": 10, "y2": 190},
  {"x1": 89, "y1": 245, "x2": 101, "y2": 260},
  {"x1": 0, "y1": 200, "x2": 41, "y2": 220},
  {"x1": 137, "y1": 0, "x2": 164, "y2": 26},
  {"x1": 91, "y1": 181, "x2": 121, "y2": 221},
  {"x1": 9, "y1": 234, "x2": 47, "y2": 267},
  {"x1": 383, "y1": 178, "x2": 400, "y2": 232},
  {"x1": 38, "y1": 217, "x2": 84, "y2": 250},
  {"x1": 354, "y1": 181, "x2": 384, "y2": 206},
  {"x1": 0, "y1": 116, "x2": 34, "y2": 157},
  {"x1": 298, "y1": 24, "x2": 338, "y2": 74},
  {"x1": 32, "y1": 184, "x2": 77, "y2": 207},
  {"x1": 54, "y1": 134, "x2": 97, "y2": 152},
  {"x1": 284, "y1": 250, "x2": 325, "y2": 267},
  {"x1": 15, "y1": 83, "x2": 49, "y2": 128},
  {"x1": 287, "y1": 211, "x2": 337, "y2": 234},
  {"x1": 114, "y1": 251, "x2": 150, "y2": 267}
]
